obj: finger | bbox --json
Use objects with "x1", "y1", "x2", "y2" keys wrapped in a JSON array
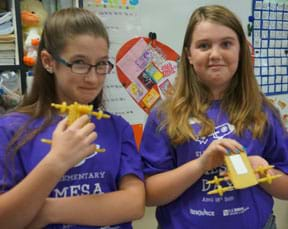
[
  {"x1": 69, "y1": 115, "x2": 90, "y2": 129},
  {"x1": 55, "y1": 117, "x2": 68, "y2": 132},
  {"x1": 267, "y1": 168, "x2": 276, "y2": 176},
  {"x1": 219, "y1": 139, "x2": 244, "y2": 154},
  {"x1": 214, "y1": 144, "x2": 228, "y2": 155},
  {"x1": 85, "y1": 131, "x2": 97, "y2": 145},
  {"x1": 209, "y1": 141, "x2": 229, "y2": 155},
  {"x1": 219, "y1": 171, "x2": 228, "y2": 176},
  {"x1": 79, "y1": 122, "x2": 96, "y2": 136},
  {"x1": 83, "y1": 144, "x2": 98, "y2": 157}
]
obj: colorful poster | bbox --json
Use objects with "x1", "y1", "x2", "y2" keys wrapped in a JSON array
[{"x1": 116, "y1": 37, "x2": 179, "y2": 114}]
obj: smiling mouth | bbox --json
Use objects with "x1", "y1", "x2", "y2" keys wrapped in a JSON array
[
  {"x1": 209, "y1": 64, "x2": 224, "y2": 67},
  {"x1": 209, "y1": 65, "x2": 226, "y2": 71},
  {"x1": 80, "y1": 88, "x2": 97, "y2": 91}
]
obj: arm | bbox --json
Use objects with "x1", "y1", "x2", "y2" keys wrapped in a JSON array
[
  {"x1": 249, "y1": 155, "x2": 288, "y2": 200},
  {"x1": 0, "y1": 115, "x2": 96, "y2": 228},
  {"x1": 0, "y1": 154, "x2": 65, "y2": 229},
  {"x1": 27, "y1": 174, "x2": 145, "y2": 228},
  {"x1": 145, "y1": 157, "x2": 204, "y2": 206},
  {"x1": 260, "y1": 170, "x2": 288, "y2": 200},
  {"x1": 145, "y1": 139, "x2": 244, "y2": 206},
  {"x1": 256, "y1": 109, "x2": 288, "y2": 199}
]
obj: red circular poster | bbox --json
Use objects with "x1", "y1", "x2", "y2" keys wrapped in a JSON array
[{"x1": 116, "y1": 36, "x2": 179, "y2": 114}]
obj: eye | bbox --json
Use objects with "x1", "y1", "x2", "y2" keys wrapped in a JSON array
[
  {"x1": 72, "y1": 59, "x2": 86, "y2": 65},
  {"x1": 97, "y1": 60, "x2": 109, "y2": 66},
  {"x1": 222, "y1": 41, "x2": 232, "y2": 49},
  {"x1": 197, "y1": 43, "x2": 210, "y2": 50}
]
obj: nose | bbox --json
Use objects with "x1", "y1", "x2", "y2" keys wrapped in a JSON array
[
  {"x1": 84, "y1": 67, "x2": 101, "y2": 82},
  {"x1": 209, "y1": 46, "x2": 221, "y2": 60}
]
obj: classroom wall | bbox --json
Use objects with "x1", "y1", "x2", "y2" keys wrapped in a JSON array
[
  {"x1": 85, "y1": 1, "x2": 288, "y2": 228},
  {"x1": 94, "y1": 0, "x2": 288, "y2": 127},
  {"x1": 139, "y1": 0, "x2": 251, "y2": 54},
  {"x1": 274, "y1": 198, "x2": 288, "y2": 229}
]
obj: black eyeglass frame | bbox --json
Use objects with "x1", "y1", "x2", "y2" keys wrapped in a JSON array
[{"x1": 52, "y1": 55, "x2": 114, "y2": 75}]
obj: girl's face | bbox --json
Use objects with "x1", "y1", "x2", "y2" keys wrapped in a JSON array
[
  {"x1": 188, "y1": 21, "x2": 240, "y2": 99},
  {"x1": 52, "y1": 34, "x2": 109, "y2": 104}
]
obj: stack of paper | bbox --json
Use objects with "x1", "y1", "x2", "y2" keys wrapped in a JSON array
[
  {"x1": 0, "y1": 11, "x2": 15, "y2": 65},
  {"x1": 0, "y1": 71, "x2": 22, "y2": 114}
]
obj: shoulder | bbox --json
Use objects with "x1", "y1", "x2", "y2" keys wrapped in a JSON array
[
  {"x1": 0, "y1": 112, "x2": 32, "y2": 139},
  {"x1": 263, "y1": 104, "x2": 281, "y2": 122},
  {"x1": 0, "y1": 112, "x2": 31, "y2": 128},
  {"x1": 0, "y1": 112, "x2": 47, "y2": 135},
  {"x1": 262, "y1": 103, "x2": 286, "y2": 131},
  {"x1": 146, "y1": 107, "x2": 164, "y2": 125},
  {"x1": 106, "y1": 112, "x2": 130, "y2": 126}
]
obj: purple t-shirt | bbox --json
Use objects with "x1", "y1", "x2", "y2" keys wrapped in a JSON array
[
  {"x1": 0, "y1": 112, "x2": 144, "y2": 229},
  {"x1": 140, "y1": 101, "x2": 288, "y2": 229}
]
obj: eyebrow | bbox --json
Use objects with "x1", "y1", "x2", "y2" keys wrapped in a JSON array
[
  {"x1": 221, "y1": 36, "x2": 238, "y2": 41},
  {"x1": 194, "y1": 36, "x2": 237, "y2": 44},
  {"x1": 71, "y1": 54, "x2": 110, "y2": 60},
  {"x1": 67, "y1": 56, "x2": 110, "y2": 65}
]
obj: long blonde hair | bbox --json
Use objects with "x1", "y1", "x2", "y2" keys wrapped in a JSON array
[{"x1": 159, "y1": 5, "x2": 277, "y2": 145}]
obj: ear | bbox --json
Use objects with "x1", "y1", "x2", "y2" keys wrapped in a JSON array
[
  {"x1": 41, "y1": 50, "x2": 54, "y2": 73},
  {"x1": 187, "y1": 55, "x2": 193, "y2": 65},
  {"x1": 185, "y1": 47, "x2": 193, "y2": 65}
]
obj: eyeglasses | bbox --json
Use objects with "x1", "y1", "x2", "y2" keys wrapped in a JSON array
[{"x1": 53, "y1": 55, "x2": 114, "y2": 75}]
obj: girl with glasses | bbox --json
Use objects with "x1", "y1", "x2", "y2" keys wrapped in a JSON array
[{"x1": 0, "y1": 8, "x2": 144, "y2": 228}]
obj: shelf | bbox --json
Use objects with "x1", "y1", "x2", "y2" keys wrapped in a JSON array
[
  {"x1": 0, "y1": 64, "x2": 22, "y2": 70},
  {"x1": 0, "y1": 0, "x2": 24, "y2": 113}
]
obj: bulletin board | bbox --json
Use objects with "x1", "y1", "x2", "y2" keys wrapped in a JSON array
[
  {"x1": 251, "y1": 0, "x2": 288, "y2": 128},
  {"x1": 82, "y1": 0, "x2": 288, "y2": 142}
]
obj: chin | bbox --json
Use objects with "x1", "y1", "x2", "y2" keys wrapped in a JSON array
[
  {"x1": 75, "y1": 97, "x2": 94, "y2": 105},
  {"x1": 76, "y1": 93, "x2": 98, "y2": 103}
]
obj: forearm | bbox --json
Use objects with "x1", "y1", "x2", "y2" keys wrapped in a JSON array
[
  {"x1": 145, "y1": 158, "x2": 205, "y2": 206},
  {"x1": 0, "y1": 154, "x2": 66, "y2": 228},
  {"x1": 43, "y1": 178, "x2": 145, "y2": 226},
  {"x1": 259, "y1": 169, "x2": 288, "y2": 200}
]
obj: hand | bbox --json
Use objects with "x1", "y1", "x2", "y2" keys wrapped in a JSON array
[
  {"x1": 248, "y1": 156, "x2": 275, "y2": 177},
  {"x1": 48, "y1": 115, "x2": 97, "y2": 171},
  {"x1": 198, "y1": 138, "x2": 244, "y2": 172}
]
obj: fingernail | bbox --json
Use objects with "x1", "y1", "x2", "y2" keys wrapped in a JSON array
[{"x1": 234, "y1": 149, "x2": 240, "y2": 154}]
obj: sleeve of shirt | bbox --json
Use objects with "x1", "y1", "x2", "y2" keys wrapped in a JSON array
[
  {"x1": 263, "y1": 109, "x2": 288, "y2": 174},
  {"x1": 0, "y1": 115, "x2": 26, "y2": 192},
  {"x1": 140, "y1": 109, "x2": 175, "y2": 175},
  {"x1": 118, "y1": 117, "x2": 144, "y2": 181}
]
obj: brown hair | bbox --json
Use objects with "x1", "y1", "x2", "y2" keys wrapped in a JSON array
[
  {"x1": 5, "y1": 8, "x2": 110, "y2": 167},
  {"x1": 159, "y1": 5, "x2": 277, "y2": 145}
]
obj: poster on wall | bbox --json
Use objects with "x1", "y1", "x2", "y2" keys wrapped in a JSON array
[
  {"x1": 116, "y1": 35, "x2": 179, "y2": 114},
  {"x1": 83, "y1": 0, "x2": 180, "y2": 146},
  {"x1": 251, "y1": 0, "x2": 288, "y2": 129}
]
